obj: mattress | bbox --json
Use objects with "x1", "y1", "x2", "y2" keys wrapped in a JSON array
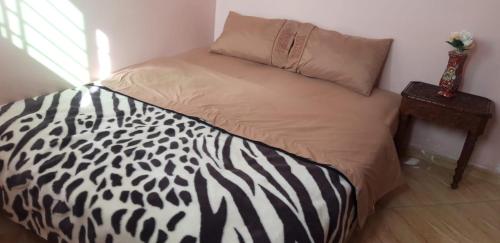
[
  {"x1": 0, "y1": 85, "x2": 356, "y2": 243},
  {"x1": 102, "y1": 47, "x2": 402, "y2": 225}
]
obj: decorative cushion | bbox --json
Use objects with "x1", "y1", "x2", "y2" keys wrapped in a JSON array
[{"x1": 271, "y1": 20, "x2": 315, "y2": 71}]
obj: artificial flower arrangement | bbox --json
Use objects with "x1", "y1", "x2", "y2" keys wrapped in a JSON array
[
  {"x1": 438, "y1": 30, "x2": 475, "y2": 97},
  {"x1": 446, "y1": 31, "x2": 474, "y2": 53}
]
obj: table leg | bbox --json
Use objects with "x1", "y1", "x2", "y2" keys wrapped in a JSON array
[
  {"x1": 395, "y1": 113, "x2": 412, "y2": 157},
  {"x1": 451, "y1": 132, "x2": 478, "y2": 189}
]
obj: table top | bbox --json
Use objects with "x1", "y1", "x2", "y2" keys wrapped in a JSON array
[{"x1": 402, "y1": 81, "x2": 493, "y2": 117}]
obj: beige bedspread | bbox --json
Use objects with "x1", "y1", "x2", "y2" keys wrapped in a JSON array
[{"x1": 100, "y1": 47, "x2": 402, "y2": 226}]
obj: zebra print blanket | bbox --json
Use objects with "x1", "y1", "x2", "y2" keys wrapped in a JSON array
[{"x1": 0, "y1": 85, "x2": 356, "y2": 243}]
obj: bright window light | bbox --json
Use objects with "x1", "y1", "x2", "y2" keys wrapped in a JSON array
[
  {"x1": 4, "y1": 0, "x2": 17, "y2": 12},
  {"x1": 22, "y1": 0, "x2": 86, "y2": 49},
  {"x1": 10, "y1": 32, "x2": 22, "y2": 48},
  {"x1": 0, "y1": 0, "x2": 94, "y2": 86},
  {"x1": 6, "y1": 10, "x2": 20, "y2": 36},
  {"x1": 47, "y1": 0, "x2": 84, "y2": 30},
  {"x1": 0, "y1": 3, "x2": 7, "y2": 39},
  {"x1": 20, "y1": 2, "x2": 88, "y2": 67},
  {"x1": 96, "y1": 29, "x2": 111, "y2": 80},
  {"x1": 26, "y1": 46, "x2": 82, "y2": 86}
]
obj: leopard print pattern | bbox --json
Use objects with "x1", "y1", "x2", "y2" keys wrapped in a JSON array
[{"x1": 0, "y1": 86, "x2": 356, "y2": 243}]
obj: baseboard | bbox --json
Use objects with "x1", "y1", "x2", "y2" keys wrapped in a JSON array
[{"x1": 407, "y1": 146, "x2": 500, "y2": 185}]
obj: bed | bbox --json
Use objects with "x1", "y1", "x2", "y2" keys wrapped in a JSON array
[
  {"x1": 105, "y1": 47, "x2": 403, "y2": 225},
  {"x1": 0, "y1": 46, "x2": 401, "y2": 243}
]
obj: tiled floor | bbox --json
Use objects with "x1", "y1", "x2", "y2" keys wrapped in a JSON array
[
  {"x1": 1, "y1": 159, "x2": 499, "y2": 243},
  {"x1": 350, "y1": 160, "x2": 500, "y2": 243}
]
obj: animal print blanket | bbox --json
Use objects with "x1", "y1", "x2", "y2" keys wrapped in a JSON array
[{"x1": 0, "y1": 85, "x2": 356, "y2": 243}]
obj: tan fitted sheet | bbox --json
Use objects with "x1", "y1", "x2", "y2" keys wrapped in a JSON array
[{"x1": 100, "y1": 47, "x2": 402, "y2": 226}]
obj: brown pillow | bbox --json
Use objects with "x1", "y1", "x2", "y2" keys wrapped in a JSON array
[
  {"x1": 297, "y1": 28, "x2": 393, "y2": 96},
  {"x1": 210, "y1": 12, "x2": 285, "y2": 65}
]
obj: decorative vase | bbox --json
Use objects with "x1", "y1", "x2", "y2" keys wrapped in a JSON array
[{"x1": 438, "y1": 51, "x2": 468, "y2": 98}]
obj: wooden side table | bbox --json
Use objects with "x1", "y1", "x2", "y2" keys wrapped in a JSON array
[{"x1": 396, "y1": 81, "x2": 493, "y2": 189}]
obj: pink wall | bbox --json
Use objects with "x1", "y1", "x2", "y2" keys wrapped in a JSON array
[
  {"x1": 214, "y1": 0, "x2": 500, "y2": 172},
  {"x1": 0, "y1": 0, "x2": 216, "y2": 104}
]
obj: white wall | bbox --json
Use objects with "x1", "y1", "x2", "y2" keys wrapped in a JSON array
[
  {"x1": 0, "y1": 0, "x2": 216, "y2": 104},
  {"x1": 214, "y1": 0, "x2": 500, "y2": 172}
]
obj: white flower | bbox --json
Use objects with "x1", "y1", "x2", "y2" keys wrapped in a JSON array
[
  {"x1": 459, "y1": 30, "x2": 474, "y2": 47},
  {"x1": 447, "y1": 30, "x2": 475, "y2": 51},
  {"x1": 463, "y1": 39, "x2": 473, "y2": 47},
  {"x1": 449, "y1": 32, "x2": 461, "y2": 42}
]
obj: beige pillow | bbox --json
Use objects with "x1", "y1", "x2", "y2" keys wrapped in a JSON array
[
  {"x1": 210, "y1": 12, "x2": 285, "y2": 65},
  {"x1": 297, "y1": 28, "x2": 393, "y2": 96}
]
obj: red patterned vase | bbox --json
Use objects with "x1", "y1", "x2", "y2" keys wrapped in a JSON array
[{"x1": 438, "y1": 51, "x2": 468, "y2": 98}]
